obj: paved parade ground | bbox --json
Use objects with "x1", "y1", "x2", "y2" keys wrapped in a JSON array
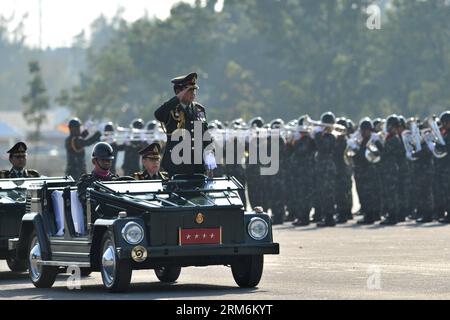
[{"x1": 2, "y1": 220, "x2": 450, "y2": 300}]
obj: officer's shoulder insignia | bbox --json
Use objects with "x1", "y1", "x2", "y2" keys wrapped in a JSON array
[
  {"x1": 160, "y1": 171, "x2": 169, "y2": 180},
  {"x1": 195, "y1": 103, "x2": 205, "y2": 112},
  {"x1": 27, "y1": 169, "x2": 40, "y2": 177},
  {"x1": 132, "y1": 172, "x2": 144, "y2": 180}
]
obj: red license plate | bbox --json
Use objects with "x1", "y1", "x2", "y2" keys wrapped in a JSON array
[{"x1": 179, "y1": 227, "x2": 222, "y2": 245}]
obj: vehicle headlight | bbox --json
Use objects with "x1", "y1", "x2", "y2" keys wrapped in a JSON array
[
  {"x1": 247, "y1": 218, "x2": 268, "y2": 240},
  {"x1": 121, "y1": 222, "x2": 144, "y2": 245}
]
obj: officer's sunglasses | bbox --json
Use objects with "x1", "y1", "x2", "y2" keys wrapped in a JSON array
[{"x1": 12, "y1": 155, "x2": 26, "y2": 159}]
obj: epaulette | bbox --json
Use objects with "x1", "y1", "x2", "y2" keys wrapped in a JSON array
[
  {"x1": 27, "y1": 169, "x2": 40, "y2": 177},
  {"x1": 194, "y1": 103, "x2": 205, "y2": 112},
  {"x1": 132, "y1": 172, "x2": 144, "y2": 180},
  {"x1": 160, "y1": 171, "x2": 169, "y2": 180}
]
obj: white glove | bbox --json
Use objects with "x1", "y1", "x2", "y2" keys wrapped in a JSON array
[
  {"x1": 312, "y1": 126, "x2": 324, "y2": 138},
  {"x1": 371, "y1": 132, "x2": 381, "y2": 142},
  {"x1": 347, "y1": 139, "x2": 358, "y2": 149},
  {"x1": 406, "y1": 150, "x2": 413, "y2": 160},
  {"x1": 426, "y1": 140, "x2": 435, "y2": 152}
]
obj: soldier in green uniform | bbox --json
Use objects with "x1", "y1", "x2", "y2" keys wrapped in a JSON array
[
  {"x1": 314, "y1": 112, "x2": 337, "y2": 227},
  {"x1": 154, "y1": 72, "x2": 212, "y2": 177},
  {"x1": 379, "y1": 115, "x2": 404, "y2": 225},
  {"x1": 65, "y1": 118, "x2": 101, "y2": 180},
  {"x1": 0, "y1": 142, "x2": 40, "y2": 178},
  {"x1": 133, "y1": 142, "x2": 168, "y2": 180}
]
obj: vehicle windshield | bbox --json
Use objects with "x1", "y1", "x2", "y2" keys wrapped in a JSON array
[{"x1": 96, "y1": 177, "x2": 244, "y2": 208}]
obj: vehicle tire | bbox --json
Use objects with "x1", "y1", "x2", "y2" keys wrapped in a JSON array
[
  {"x1": 100, "y1": 231, "x2": 132, "y2": 292},
  {"x1": 28, "y1": 231, "x2": 58, "y2": 288},
  {"x1": 6, "y1": 255, "x2": 28, "y2": 272},
  {"x1": 231, "y1": 255, "x2": 264, "y2": 288},
  {"x1": 154, "y1": 266, "x2": 181, "y2": 283}
]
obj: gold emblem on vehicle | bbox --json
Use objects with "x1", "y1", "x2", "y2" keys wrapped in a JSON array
[{"x1": 195, "y1": 213, "x2": 204, "y2": 224}]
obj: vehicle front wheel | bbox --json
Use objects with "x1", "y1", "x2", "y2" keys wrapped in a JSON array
[
  {"x1": 154, "y1": 266, "x2": 181, "y2": 283},
  {"x1": 28, "y1": 232, "x2": 58, "y2": 288},
  {"x1": 6, "y1": 255, "x2": 27, "y2": 272},
  {"x1": 231, "y1": 255, "x2": 264, "y2": 288},
  {"x1": 100, "y1": 231, "x2": 132, "y2": 292}
]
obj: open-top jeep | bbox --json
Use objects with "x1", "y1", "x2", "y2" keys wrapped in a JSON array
[
  {"x1": 0, "y1": 177, "x2": 74, "y2": 272},
  {"x1": 20, "y1": 174, "x2": 279, "y2": 292}
]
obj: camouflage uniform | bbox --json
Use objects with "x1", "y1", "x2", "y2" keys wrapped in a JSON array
[
  {"x1": 379, "y1": 133, "x2": 403, "y2": 223},
  {"x1": 65, "y1": 130, "x2": 101, "y2": 180},
  {"x1": 77, "y1": 171, "x2": 119, "y2": 212},
  {"x1": 334, "y1": 135, "x2": 353, "y2": 222},
  {"x1": 314, "y1": 130, "x2": 336, "y2": 226},
  {"x1": 412, "y1": 144, "x2": 434, "y2": 222},
  {"x1": 397, "y1": 133, "x2": 412, "y2": 221},
  {"x1": 289, "y1": 133, "x2": 315, "y2": 225},
  {"x1": 353, "y1": 136, "x2": 382, "y2": 224}
]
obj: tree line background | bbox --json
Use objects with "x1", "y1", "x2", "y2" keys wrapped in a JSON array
[{"x1": 1, "y1": 0, "x2": 450, "y2": 126}]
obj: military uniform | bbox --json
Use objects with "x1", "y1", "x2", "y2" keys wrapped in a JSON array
[
  {"x1": 132, "y1": 143, "x2": 168, "y2": 181},
  {"x1": 0, "y1": 142, "x2": 40, "y2": 179},
  {"x1": 154, "y1": 73, "x2": 212, "y2": 177},
  {"x1": 65, "y1": 129, "x2": 101, "y2": 180},
  {"x1": 77, "y1": 171, "x2": 119, "y2": 209},
  {"x1": 353, "y1": 135, "x2": 382, "y2": 224},
  {"x1": 290, "y1": 132, "x2": 315, "y2": 226},
  {"x1": 412, "y1": 143, "x2": 434, "y2": 222},
  {"x1": 0, "y1": 168, "x2": 40, "y2": 179},
  {"x1": 334, "y1": 134, "x2": 353, "y2": 223},
  {"x1": 397, "y1": 132, "x2": 412, "y2": 221},
  {"x1": 314, "y1": 129, "x2": 337, "y2": 226},
  {"x1": 379, "y1": 132, "x2": 403, "y2": 224}
]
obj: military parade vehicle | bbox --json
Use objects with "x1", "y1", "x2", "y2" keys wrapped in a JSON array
[
  {"x1": 0, "y1": 177, "x2": 74, "y2": 272},
  {"x1": 18, "y1": 174, "x2": 279, "y2": 292}
]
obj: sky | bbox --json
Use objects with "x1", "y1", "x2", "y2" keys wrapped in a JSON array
[{"x1": 0, "y1": 0, "x2": 223, "y2": 48}]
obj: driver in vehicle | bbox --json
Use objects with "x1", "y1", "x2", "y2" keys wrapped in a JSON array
[
  {"x1": 133, "y1": 142, "x2": 168, "y2": 180},
  {"x1": 0, "y1": 142, "x2": 40, "y2": 178},
  {"x1": 77, "y1": 142, "x2": 119, "y2": 208}
]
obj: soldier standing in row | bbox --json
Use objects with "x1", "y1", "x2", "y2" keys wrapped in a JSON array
[
  {"x1": 246, "y1": 118, "x2": 265, "y2": 210},
  {"x1": 334, "y1": 117, "x2": 353, "y2": 223},
  {"x1": 291, "y1": 115, "x2": 316, "y2": 226},
  {"x1": 379, "y1": 115, "x2": 404, "y2": 225},
  {"x1": 411, "y1": 120, "x2": 435, "y2": 223},
  {"x1": 133, "y1": 142, "x2": 168, "y2": 180},
  {"x1": 65, "y1": 118, "x2": 101, "y2": 180},
  {"x1": 314, "y1": 112, "x2": 337, "y2": 227},
  {"x1": 397, "y1": 116, "x2": 412, "y2": 222},
  {"x1": 0, "y1": 142, "x2": 40, "y2": 178},
  {"x1": 354, "y1": 119, "x2": 382, "y2": 225},
  {"x1": 154, "y1": 72, "x2": 212, "y2": 177}
]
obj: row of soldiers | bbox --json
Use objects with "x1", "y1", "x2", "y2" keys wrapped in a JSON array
[
  {"x1": 65, "y1": 117, "x2": 164, "y2": 180},
  {"x1": 212, "y1": 111, "x2": 450, "y2": 227}
]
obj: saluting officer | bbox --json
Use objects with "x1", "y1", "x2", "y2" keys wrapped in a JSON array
[
  {"x1": 65, "y1": 118, "x2": 101, "y2": 180},
  {"x1": 154, "y1": 72, "x2": 212, "y2": 177},
  {"x1": 0, "y1": 142, "x2": 40, "y2": 178},
  {"x1": 133, "y1": 142, "x2": 168, "y2": 180}
]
